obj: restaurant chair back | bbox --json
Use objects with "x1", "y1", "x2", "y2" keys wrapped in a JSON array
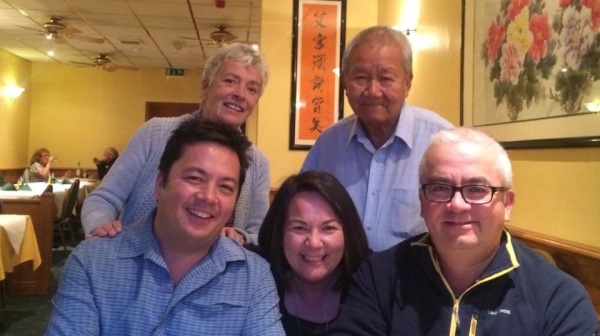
[
  {"x1": 53, "y1": 179, "x2": 80, "y2": 251},
  {"x1": 22, "y1": 169, "x2": 31, "y2": 183}
]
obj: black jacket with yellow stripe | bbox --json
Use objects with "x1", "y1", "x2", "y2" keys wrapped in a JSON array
[{"x1": 329, "y1": 230, "x2": 598, "y2": 335}]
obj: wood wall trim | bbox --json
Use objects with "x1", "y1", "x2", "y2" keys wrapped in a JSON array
[
  {"x1": 507, "y1": 225, "x2": 600, "y2": 319},
  {"x1": 2, "y1": 192, "x2": 56, "y2": 295}
]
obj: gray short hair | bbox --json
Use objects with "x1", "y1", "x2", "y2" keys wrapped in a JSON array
[
  {"x1": 202, "y1": 43, "x2": 269, "y2": 96},
  {"x1": 419, "y1": 127, "x2": 513, "y2": 187},
  {"x1": 341, "y1": 26, "x2": 413, "y2": 80}
]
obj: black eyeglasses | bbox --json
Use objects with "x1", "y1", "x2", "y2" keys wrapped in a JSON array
[{"x1": 421, "y1": 183, "x2": 508, "y2": 205}]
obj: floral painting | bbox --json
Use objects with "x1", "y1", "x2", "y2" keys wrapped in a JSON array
[{"x1": 474, "y1": 0, "x2": 600, "y2": 125}]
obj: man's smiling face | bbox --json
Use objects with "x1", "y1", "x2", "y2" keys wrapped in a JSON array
[{"x1": 153, "y1": 142, "x2": 240, "y2": 252}]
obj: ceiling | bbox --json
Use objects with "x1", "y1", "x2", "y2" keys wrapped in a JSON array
[{"x1": 0, "y1": 0, "x2": 261, "y2": 71}]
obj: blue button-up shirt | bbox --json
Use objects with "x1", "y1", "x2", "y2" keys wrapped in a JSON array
[
  {"x1": 302, "y1": 103, "x2": 453, "y2": 251},
  {"x1": 46, "y1": 212, "x2": 283, "y2": 335}
]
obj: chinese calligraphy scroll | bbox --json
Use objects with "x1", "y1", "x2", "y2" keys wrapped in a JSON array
[{"x1": 290, "y1": 0, "x2": 345, "y2": 149}]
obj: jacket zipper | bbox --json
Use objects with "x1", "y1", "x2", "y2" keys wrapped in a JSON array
[{"x1": 469, "y1": 314, "x2": 478, "y2": 336}]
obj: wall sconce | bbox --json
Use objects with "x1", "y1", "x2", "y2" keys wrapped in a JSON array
[
  {"x1": 584, "y1": 102, "x2": 600, "y2": 112},
  {"x1": 3, "y1": 86, "x2": 25, "y2": 100}
]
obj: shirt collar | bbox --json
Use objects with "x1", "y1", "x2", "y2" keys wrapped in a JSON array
[
  {"x1": 347, "y1": 103, "x2": 416, "y2": 150},
  {"x1": 117, "y1": 210, "x2": 247, "y2": 268}
]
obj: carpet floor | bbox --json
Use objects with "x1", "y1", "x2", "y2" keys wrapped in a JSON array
[{"x1": 0, "y1": 249, "x2": 70, "y2": 336}]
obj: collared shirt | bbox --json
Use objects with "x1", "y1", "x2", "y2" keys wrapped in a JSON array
[
  {"x1": 46, "y1": 212, "x2": 284, "y2": 335},
  {"x1": 302, "y1": 103, "x2": 453, "y2": 251}
]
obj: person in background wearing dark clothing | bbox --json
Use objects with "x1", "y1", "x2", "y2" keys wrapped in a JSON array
[
  {"x1": 329, "y1": 127, "x2": 598, "y2": 335},
  {"x1": 254, "y1": 171, "x2": 370, "y2": 336},
  {"x1": 93, "y1": 147, "x2": 119, "y2": 180}
]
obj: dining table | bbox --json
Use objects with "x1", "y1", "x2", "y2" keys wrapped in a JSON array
[
  {"x1": 0, "y1": 179, "x2": 99, "y2": 216},
  {"x1": 0, "y1": 214, "x2": 41, "y2": 281}
]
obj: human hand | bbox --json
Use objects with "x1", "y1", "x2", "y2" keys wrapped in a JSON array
[
  {"x1": 63, "y1": 170, "x2": 73, "y2": 178},
  {"x1": 221, "y1": 227, "x2": 245, "y2": 245},
  {"x1": 89, "y1": 220, "x2": 123, "y2": 238}
]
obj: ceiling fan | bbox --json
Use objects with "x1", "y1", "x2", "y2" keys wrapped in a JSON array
[
  {"x1": 71, "y1": 53, "x2": 138, "y2": 72},
  {"x1": 19, "y1": 16, "x2": 105, "y2": 44},
  {"x1": 178, "y1": 25, "x2": 238, "y2": 47},
  {"x1": 209, "y1": 25, "x2": 238, "y2": 45}
]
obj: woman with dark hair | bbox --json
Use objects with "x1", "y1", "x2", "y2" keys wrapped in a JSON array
[{"x1": 256, "y1": 171, "x2": 370, "y2": 335}]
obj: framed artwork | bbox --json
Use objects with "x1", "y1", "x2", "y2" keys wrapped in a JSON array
[
  {"x1": 289, "y1": 0, "x2": 346, "y2": 150},
  {"x1": 462, "y1": 0, "x2": 600, "y2": 148}
]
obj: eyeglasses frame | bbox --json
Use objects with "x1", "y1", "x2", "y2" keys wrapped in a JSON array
[{"x1": 421, "y1": 183, "x2": 508, "y2": 205}]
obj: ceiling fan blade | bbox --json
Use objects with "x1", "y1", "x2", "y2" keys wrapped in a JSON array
[
  {"x1": 70, "y1": 61, "x2": 94, "y2": 67},
  {"x1": 102, "y1": 65, "x2": 118, "y2": 72},
  {"x1": 53, "y1": 37, "x2": 68, "y2": 44},
  {"x1": 66, "y1": 34, "x2": 105, "y2": 44},
  {"x1": 16, "y1": 25, "x2": 44, "y2": 33},
  {"x1": 58, "y1": 27, "x2": 82, "y2": 35}
]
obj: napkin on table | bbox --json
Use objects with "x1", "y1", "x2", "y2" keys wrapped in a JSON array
[
  {"x1": 19, "y1": 183, "x2": 32, "y2": 191},
  {"x1": 1, "y1": 182, "x2": 16, "y2": 191}
]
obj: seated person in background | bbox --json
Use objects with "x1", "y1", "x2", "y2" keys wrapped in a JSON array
[
  {"x1": 46, "y1": 119, "x2": 284, "y2": 335},
  {"x1": 25, "y1": 148, "x2": 72, "y2": 182},
  {"x1": 92, "y1": 147, "x2": 119, "y2": 179},
  {"x1": 329, "y1": 127, "x2": 599, "y2": 335},
  {"x1": 81, "y1": 43, "x2": 270, "y2": 245},
  {"x1": 254, "y1": 171, "x2": 370, "y2": 336}
]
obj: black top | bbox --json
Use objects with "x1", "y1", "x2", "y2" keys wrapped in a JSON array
[
  {"x1": 280, "y1": 292, "x2": 332, "y2": 336},
  {"x1": 96, "y1": 155, "x2": 118, "y2": 179}
]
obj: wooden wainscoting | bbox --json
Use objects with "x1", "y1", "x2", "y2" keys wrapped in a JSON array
[
  {"x1": 2, "y1": 192, "x2": 56, "y2": 295},
  {"x1": 507, "y1": 225, "x2": 600, "y2": 319}
]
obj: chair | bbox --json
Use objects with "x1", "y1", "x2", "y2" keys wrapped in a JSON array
[
  {"x1": 53, "y1": 179, "x2": 80, "y2": 251},
  {"x1": 22, "y1": 168, "x2": 30, "y2": 183}
]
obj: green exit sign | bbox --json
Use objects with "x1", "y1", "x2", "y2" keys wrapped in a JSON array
[{"x1": 166, "y1": 68, "x2": 185, "y2": 76}]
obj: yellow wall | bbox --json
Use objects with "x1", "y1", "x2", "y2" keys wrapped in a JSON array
[
  {"x1": 0, "y1": 49, "x2": 31, "y2": 168},
  {"x1": 1, "y1": 0, "x2": 599, "y2": 248},
  {"x1": 27, "y1": 64, "x2": 203, "y2": 170}
]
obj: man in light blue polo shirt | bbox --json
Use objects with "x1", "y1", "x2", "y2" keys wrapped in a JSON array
[
  {"x1": 47, "y1": 119, "x2": 283, "y2": 335},
  {"x1": 302, "y1": 26, "x2": 453, "y2": 252}
]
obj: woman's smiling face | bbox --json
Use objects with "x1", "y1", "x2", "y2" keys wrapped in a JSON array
[{"x1": 283, "y1": 191, "x2": 345, "y2": 286}]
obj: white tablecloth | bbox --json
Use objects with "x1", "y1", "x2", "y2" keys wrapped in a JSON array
[
  {"x1": 0, "y1": 215, "x2": 27, "y2": 253},
  {"x1": 0, "y1": 180, "x2": 98, "y2": 216}
]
